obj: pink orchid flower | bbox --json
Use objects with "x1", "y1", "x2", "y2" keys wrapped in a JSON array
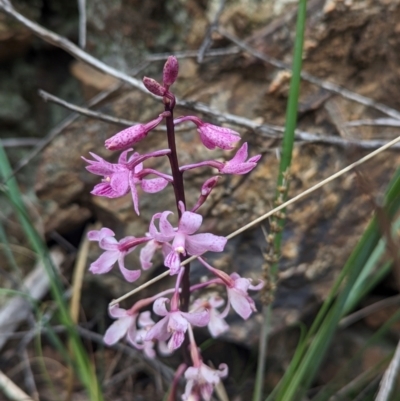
[
  {"x1": 145, "y1": 297, "x2": 209, "y2": 351},
  {"x1": 103, "y1": 304, "x2": 138, "y2": 345},
  {"x1": 199, "y1": 257, "x2": 264, "y2": 320},
  {"x1": 174, "y1": 116, "x2": 240, "y2": 150},
  {"x1": 181, "y1": 142, "x2": 261, "y2": 175},
  {"x1": 88, "y1": 228, "x2": 150, "y2": 282},
  {"x1": 182, "y1": 362, "x2": 228, "y2": 401},
  {"x1": 83, "y1": 148, "x2": 172, "y2": 215},
  {"x1": 148, "y1": 206, "x2": 227, "y2": 274},
  {"x1": 139, "y1": 235, "x2": 172, "y2": 270},
  {"x1": 192, "y1": 295, "x2": 229, "y2": 338}
]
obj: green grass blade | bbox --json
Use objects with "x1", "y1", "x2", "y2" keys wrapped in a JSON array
[
  {"x1": 253, "y1": 2, "x2": 308, "y2": 401},
  {"x1": 271, "y1": 168, "x2": 400, "y2": 401},
  {"x1": 0, "y1": 144, "x2": 103, "y2": 400}
]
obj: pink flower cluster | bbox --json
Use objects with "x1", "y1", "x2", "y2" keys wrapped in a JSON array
[{"x1": 84, "y1": 56, "x2": 263, "y2": 400}]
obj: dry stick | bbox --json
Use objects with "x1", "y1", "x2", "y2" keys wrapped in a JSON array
[
  {"x1": 217, "y1": 27, "x2": 400, "y2": 121},
  {"x1": 77, "y1": 0, "x2": 86, "y2": 49},
  {"x1": 110, "y1": 133, "x2": 400, "y2": 306},
  {"x1": 145, "y1": 47, "x2": 240, "y2": 61},
  {"x1": 0, "y1": 370, "x2": 34, "y2": 401},
  {"x1": 346, "y1": 118, "x2": 400, "y2": 128},
  {"x1": 38, "y1": 90, "x2": 184, "y2": 132},
  {"x1": 39, "y1": 90, "x2": 138, "y2": 127},
  {"x1": 0, "y1": 138, "x2": 41, "y2": 147},
  {"x1": 339, "y1": 294, "x2": 400, "y2": 329},
  {"x1": 375, "y1": 340, "x2": 400, "y2": 401}
]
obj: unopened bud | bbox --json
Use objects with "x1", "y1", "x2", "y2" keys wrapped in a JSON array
[
  {"x1": 143, "y1": 77, "x2": 166, "y2": 97},
  {"x1": 201, "y1": 176, "x2": 219, "y2": 196},
  {"x1": 163, "y1": 56, "x2": 179, "y2": 87}
]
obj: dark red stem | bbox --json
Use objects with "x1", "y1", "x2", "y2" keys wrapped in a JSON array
[{"x1": 164, "y1": 98, "x2": 191, "y2": 314}]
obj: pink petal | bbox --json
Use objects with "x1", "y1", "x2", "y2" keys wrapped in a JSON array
[
  {"x1": 87, "y1": 228, "x2": 114, "y2": 242},
  {"x1": 178, "y1": 211, "x2": 202, "y2": 235},
  {"x1": 168, "y1": 330, "x2": 185, "y2": 350},
  {"x1": 103, "y1": 316, "x2": 132, "y2": 345},
  {"x1": 159, "y1": 211, "x2": 176, "y2": 238},
  {"x1": 126, "y1": 320, "x2": 138, "y2": 345},
  {"x1": 129, "y1": 175, "x2": 140, "y2": 215},
  {"x1": 233, "y1": 277, "x2": 251, "y2": 293},
  {"x1": 229, "y1": 142, "x2": 248, "y2": 164},
  {"x1": 228, "y1": 289, "x2": 253, "y2": 320},
  {"x1": 141, "y1": 177, "x2": 168, "y2": 193},
  {"x1": 153, "y1": 297, "x2": 169, "y2": 317},
  {"x1": 91, "y1": 182, "x2": 121, "y2": 198},
  {"x1": 164, "y1": 251, "x2": 181, "y2": 274},
  {"x1": 248, "y1": 154, "x2": 262, "y2": 163},
  {"x1": 138, "y1": 311, "x2": 154, "y2": 328},
  {"x1": 118, "y1": 148, "x2": 133, "y2": 164},
  {"x1": 89, "y1": 250, "x2": 119, "y2": 274},
  {"x1": 110, "y1": 172, "x2": 130, "y2": 195},
  {"x1": 185, "y1": 233, "x2": 227, "y2": 255},
  {"x1": 117, "y1": 254, "x2": 141, "y2": 282},
  {"x1": 198, "y1": 124, "x2": 240, "y2": 150},
  {"x1": 140, "y1": 240, "x2": 159, "y2": 270},
  {"x1": 99, "y1": 236, "x2": 119, "y2": 251},
  {"x1": 181, "y1": 310, "x2": 210, "y2": 327},
  {"x1": 145, "y1": 315, "x2": 170, "y2": 341},
  {"x1": 208, "y1": 311, "x2": 229, "y2": 338},
  {"x1": 249, "y1": 279, "x2": 264, "y2": 291},
  {"x1": 222, "y1": 162, "x2": 258, "y2": 175},
  {"x1": 168, "y1": 312, "x2": 189, "y2": 332},
  {"x1": 109, "y1": 304, "x2": 129, "y2": 318}
]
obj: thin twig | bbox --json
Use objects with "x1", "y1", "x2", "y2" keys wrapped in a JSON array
[
  {"x1": 217, "y1": 27, "x2": 400, "y2": 121},
  {"x1": 375, "y1": 340, "x2": 400, "y2": 401},
  {"x1": 77, "y1": 0, "x2": 86, "y2": 49},
  {"x1": 0, "y1": 138, "x2": 41, "y2": 147},
  {"x1": 0, "y1": 370, "x2": 34, "y2": 401},
  {"x1": 39, "y1": 90, "x2": 137, "y2": 127},
  {"x1": 111, "y1": 133, "x2": 400, "y2": 305},
  {"x1": 339, "y1": 295, "x2": 400, "y2": 328},
  {"x1": 38, "y1": 90, "x2": 185, "y2": 132},
  {"x1": 145, "y1": 47, "x2": 240, "y2": 61}
]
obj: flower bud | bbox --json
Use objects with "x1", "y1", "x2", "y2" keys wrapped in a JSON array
[
  {"x1": 163, "y1": 56, "x2": 179, "y2": 87},
  {"x1": 105, "y1": 115, "x2": 163, "y2": 150},
  {"x1": 143, "y1": 77, "x2": 166, "y2": 96}
]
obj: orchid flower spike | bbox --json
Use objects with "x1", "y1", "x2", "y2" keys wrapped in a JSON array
[
  {"x1": 87, "y1": 228, "x2": 150, "y2": 282},
  {"x1": 174, "y1": 116, "x2": 240, "y2": 150}
]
